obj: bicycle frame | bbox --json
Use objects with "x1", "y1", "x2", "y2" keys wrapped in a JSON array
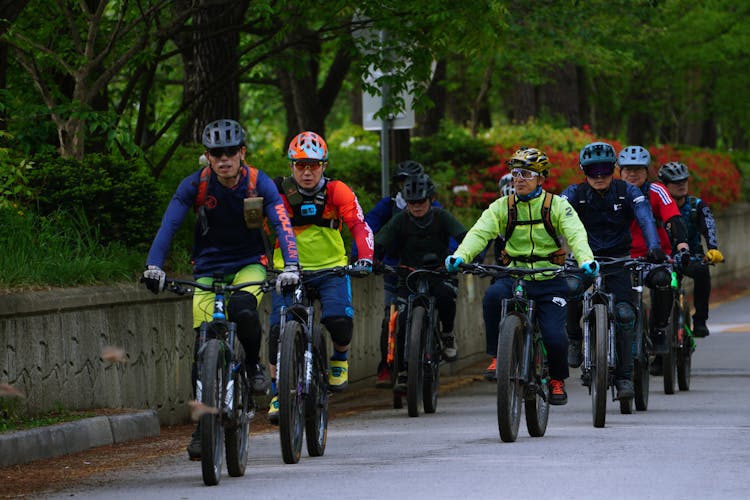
[
  {"x1": 581, "y1": 269, "x2": 617, "y2": 378},
  {"x1": 278, "y1": 278, "x2": 318, "y2": 398},
  {"x1": 403, "y1": 271, "x2": 441, "y2": 368},
  {"x1": 500, "y1": 279, "x2": 538, "y2": 388}
]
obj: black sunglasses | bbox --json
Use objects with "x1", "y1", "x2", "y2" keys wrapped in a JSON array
[{"x1": 208, "y1": 146, "x2": 241, "y2": 158}]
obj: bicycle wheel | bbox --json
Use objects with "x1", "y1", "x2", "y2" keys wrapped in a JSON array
[
  {"x1": 225, "y1": 343, "x2": 250, "y2": 477},
  {"x1": 422, "y1": 310, "x2": 440, "y2": 414},
  {"x1": 677, "y1": 298, "x2": 692, "y2": 391},
  {"x1": 407, "y1": 305, "x2": 427, "y2": 418},
  {"x1": 591, "y1": 304, "x2": 608, "y2": 428},
  {"x1": 199, "y1": 338, "x2": 225, "y2": 486},
  {"x1": 390, "y1": 310, "x2": 403, "y2": 409},
  {"x1": 278, "y1": 320, "x2": 305, "y2": 464},
  {"x1": 633, "y1": 309, "x2": 650, "y2": 411},
  {"x1": 496, "y1": 314, "x2": 523, "y2": 442},
  {"x1": 305, "y1": 324, "x2": 329, "y2": 457},
  {"x1": 524, "y1": 332, "x2": 549, "y2": 438},
  {"x1": 662, "y1": 304, "x2": 678, "y2": 395}
]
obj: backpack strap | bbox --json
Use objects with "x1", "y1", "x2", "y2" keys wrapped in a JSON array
[
  {"x1": 194, "y1": 165, "x2": 259, "y2": 211},
  {"x1": 504, "y1": 192, "x2": 560, "y2": 246}
]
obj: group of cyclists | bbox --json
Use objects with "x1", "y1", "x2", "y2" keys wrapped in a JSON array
[{"x1": 141, "y1": 118, "x2": 724, "y2": 460}]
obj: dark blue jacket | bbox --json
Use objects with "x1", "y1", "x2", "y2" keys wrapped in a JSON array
[{"x1": 561, "y1": 179, "x2": 660, "y2": 257}]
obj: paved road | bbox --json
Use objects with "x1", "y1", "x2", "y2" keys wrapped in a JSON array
[{"x1": 48, "y1": 293, "x2": 750, "y2": 499}]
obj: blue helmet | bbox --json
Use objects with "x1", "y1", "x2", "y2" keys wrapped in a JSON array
[
  {"x1": 618, "y1": 145, "x2": 651, "y2": 168},
  {"x1": 579, "y1": 142, "x2": 616, "y2": 168}
]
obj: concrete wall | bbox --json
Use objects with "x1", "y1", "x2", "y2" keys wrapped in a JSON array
[{"x1": 1, "y1": 204, "x2": 747, "y2": 425}]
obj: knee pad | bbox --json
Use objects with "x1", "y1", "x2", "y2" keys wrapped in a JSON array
[
  {"x1": 615, "y1": 302, "x2": 636, "y2": 330},
  {"x1": 645, "y1": 268, "x2": 671, "y2": 289},
  {"x1": 228, "y1": 291, "x2": 261, "y2": 356},
  {"x1": 567, "y1": 275, "x2": 588, "y2": 299},
  {"x1": 323, "y1": 316, "x2": 353, "y2": 347}
]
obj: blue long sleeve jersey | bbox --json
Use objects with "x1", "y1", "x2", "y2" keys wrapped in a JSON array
[
  {"x1": 560, "y1": 179, "x2": 661, "y2": 256},
  {"x1": 146, "y1": 166, "x2": 298, "y2": 277}
]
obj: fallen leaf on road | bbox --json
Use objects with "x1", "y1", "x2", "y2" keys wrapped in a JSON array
[
  {"x1": 100, "y1": 346, "x2": 128, "y2": 363},
  {"x1": 0, "y1": 383, "x2": 24, "y2": 397},
  {"x1": 188, "y1": 400, "x2": 218, "y2": 421}
]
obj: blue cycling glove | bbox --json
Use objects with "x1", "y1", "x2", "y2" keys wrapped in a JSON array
[
  {"x1": 580, "y1": 260, "x2": 600, "y2": 276},
  {"x1": 445, "y1": 255, "x2": 464, "y2": 272}
]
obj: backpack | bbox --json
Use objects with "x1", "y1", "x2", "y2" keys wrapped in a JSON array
[
  {"x1": 502, "y1": 191, "x2": 565, "y2": 265},
  {"x1": 194, "y1": 165, "x2": 258, "y2": 211}
]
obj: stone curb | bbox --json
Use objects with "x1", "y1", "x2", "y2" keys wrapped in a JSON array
[{"x1": 0, "y1": 410, "x2": 160, "y2": 468}]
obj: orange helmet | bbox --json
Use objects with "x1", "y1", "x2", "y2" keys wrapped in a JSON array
[{"x1": 288, "y1": 131, "x2": 328, "y2": 161}]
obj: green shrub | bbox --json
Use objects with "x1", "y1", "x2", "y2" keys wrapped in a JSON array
[{"x1": 27, "y1": 153, "x2": 165, "y2": 249}]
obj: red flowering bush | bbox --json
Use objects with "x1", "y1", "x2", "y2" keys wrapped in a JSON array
[{"x1": 449, "y1": 124, "x2": 741, "y2": 212}]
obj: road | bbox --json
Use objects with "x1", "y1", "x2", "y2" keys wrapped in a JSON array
[{"x1": 44, "y1": 292, "x2": 750, "y2": 499}]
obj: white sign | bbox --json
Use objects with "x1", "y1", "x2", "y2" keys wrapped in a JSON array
[{"x1": 362, "y1": 67, "x2": 415, "y2": 131}]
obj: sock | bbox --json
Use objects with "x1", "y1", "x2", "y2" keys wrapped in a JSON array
[{"x1": 332, "y1": 350, "x2": 348, "y2": 361}]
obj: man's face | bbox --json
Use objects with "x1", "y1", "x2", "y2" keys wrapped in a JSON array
[
  {"x1": 510, "y1": 168, "x2": 542, "y2": 196},
  {"x1": 586, "y1": 172, "x2": 613, "y2": 191},
  {"x1": 207, "y1": 146, "x2": 245, "y2": 185},
  {"x1": 406, "y1": 197, "x2": 431, "y2": 218},
  {"x1": 291, "y1": 160, "x2": 326, "y2": 189},
  {"x1": 666, "y1": 179, "x2": 689, "y2": 200},
  {"x1": 620, "y1": 166, "x2": 648, "y2": 187}
]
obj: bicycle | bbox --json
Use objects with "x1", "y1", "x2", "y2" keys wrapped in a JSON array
[
  {"x1": 157, "y1": 274, "x2": 274, "y2": 486},
  {"x1": 461, "y1": 262, "x2": 578, "y2": 442},
  {"x1": 275, "y1": 264, "x2": 368, "y2": 464},
  {"x1": 577, "y1": 256, "x2": 642, "y2": 427},
  {"x1": 628, "y1": 259, "x2": 670, "y2": 411}
]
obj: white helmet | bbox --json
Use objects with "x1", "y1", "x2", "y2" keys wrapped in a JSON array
[
  {"x1": 618, "y1": 145, "x2": 651, "y2": 168},
  {"x1": 499, "y1": 173, "x2": 515, "y2": 196}
]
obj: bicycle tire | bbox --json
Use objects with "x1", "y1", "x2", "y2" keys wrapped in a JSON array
[
  {"x1": 633, "y1": 309, "x2": 650, "y2": 411},
  {"x1": 305, "y1": 324, "x2": 329, "y2": 457},
  {"x1": 225, "y1": 342, "x2": 250, "y2": 477},
  {"x1": 199, "y1": 338, "x2": 225, "y2": 486},
  {"x1": 677, "y1": 296, "x2": 692, "y2": 391},
  {"x1": 407, "y1": 305, "x2": 427, "y2": 417},
  {"x1": 591, "y1": 304, "x2": 608, "y2": 428},
  {"x1": 496, "y1": 314, "x2": 523, "y2": 442},
  {"x1": 524, "y1": 331, "x2": 549, "y2": 437},
  {"x1": 663, "y1": 303, "x2": 678, "y2": 395},
  {"x1": 390, "y1": 309, "x2": 403, "y2": 409},
  {"x1": 278, "y1": 320, "x2": 305, "y2": 464},
  {"x1": 422, "y1": 309, "x2": 440, "y2": 414}
]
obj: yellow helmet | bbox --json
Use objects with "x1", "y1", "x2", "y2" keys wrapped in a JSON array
[{"x1": 507, "y1": 147, "x2": 550, "y2": 175}]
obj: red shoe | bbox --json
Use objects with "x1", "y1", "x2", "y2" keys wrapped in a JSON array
[
  {"x1": 549, "y1": 379, "x2": 567, "y2": 405},
  {"x1": 375, "y1": 364, "x2": 392, "y2": 389},
  {"x1": 483, "y1": 358, "x2": 497, "y2": 381}
]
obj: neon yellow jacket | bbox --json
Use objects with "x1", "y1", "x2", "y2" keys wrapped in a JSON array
[{"x1": 454, "y1": 191, "x2": 594, "y2": 279}]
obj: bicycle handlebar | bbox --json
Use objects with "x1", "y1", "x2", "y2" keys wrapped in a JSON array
[
  {"x1": 459, "y1": 262, "x2": 581, "y2": 279},
  {"x1": 161, "y1": 276, "x2": 277, "y2": 295}
]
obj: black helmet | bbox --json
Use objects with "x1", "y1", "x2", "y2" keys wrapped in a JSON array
[
  {"x1": 202, "y1": 119, "x2": 246, "y2": 148},
  {"x1": 658, "y1": 161, "x2": 689, "y2": 183},
  {"x1": 392, "y1": 161, "x2": 424, "y2": 182},
  {"x1": 402, "y1": 173, "x2": 435, "y2": 201}
]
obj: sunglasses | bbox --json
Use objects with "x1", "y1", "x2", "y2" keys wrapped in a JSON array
[
  {"x1": 406, "y1": 198, "x2": 429, "y2": 205},
  {"x1": 292, "y1": 160, "x2": 325, "y2": 172},
  {"x1": 510, "y1": 168, "x2": 539, "y2": 180},
  {"x1": 208, "y1": 146, "x2": 241, "y2": 158}
]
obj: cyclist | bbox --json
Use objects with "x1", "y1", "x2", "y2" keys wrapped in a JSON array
[
  {"x1": 374, "y1": 173, "x2": 467, "y2": 392},
  {"x1": 142, "y1": 118, "x2": 300, "y2": 460},
  {"x1": 266, "y1": 131, "x2": 374, "y2": 423},
  {"x1": 658, "y1": 161, "x2": 725, "y2": 337},
  {"x1": 618, "y1": 146, "x2": 690, "y2": 354},
  {"x1": 561, "y1": 141, "x2": 664, "y2": 401},
  {"x1": 446, "y1": 147, "x2": 597, "y2": 405},
  {"x1": 361, "y1": 161, "x2": 440, "y2": 388}
]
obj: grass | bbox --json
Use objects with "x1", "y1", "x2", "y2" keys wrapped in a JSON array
[{"x1": 0, "y1": 399, "x2": 97, "y2": 433}]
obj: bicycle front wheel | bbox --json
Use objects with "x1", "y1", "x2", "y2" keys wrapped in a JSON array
[
  {"x1": 305, "y1": 324, "x2": 329, "y2": 457},
  {"x1": 524, "y1": 332, "x2": 549, "y2": 438},
  {"x1": 225, "y1": 342, "x2": 250, "y2": 477},
  {"x1": 422, "y1": 310, "x2": 440, "y2": 414},
  {"x1": 200, "y1": 338, "x2": 226, "y2": 486},
  {"x1": 633, "y1": 309, "x2": 650, "y2": 411},
  {"x1": 663, "y1": 305, "x2": 678, "y2": 395},
  {"x1": 496, "y1": 314, "x2": 523, "y2": 442},
  {"x1": 591, "y1": 304, "x2": 608, "y2": 428},
  {"x1": 278, "y1": 320, "x2": 305, "y2": 464},
  {"x1": 677, "y1": 297, "x2": 692, "y2": 391},
  {"x1": 407, "y1": 305, "x2": 427, "y2": 417}
]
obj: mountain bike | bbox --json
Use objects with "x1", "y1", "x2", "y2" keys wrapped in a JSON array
[
  {"x1": 579, "y1": 256, "x2": 638, "y2": 427},
  {"x1": 399, "y1": 262, "x2": 455, "y2": 418},
  {"x1": 384, "y1": 295, "x2": 407, "y2": 410},
  {"x1": 275, "y1": 264, "x2": 368, "y2": 464},
  {"x1": 462, "y1": 262, "x2": 578, "y2": 442},
  {"x1": 159, "y1": 275, "x2": 274, "y2": 486}
]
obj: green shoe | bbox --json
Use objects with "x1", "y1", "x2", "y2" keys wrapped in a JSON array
[
  {"x1": 268, "y1": 394, "x2": 279, "y2": 425},
  {"x1": 329, "y1": 359, "x2": 349, "y2": 392}
]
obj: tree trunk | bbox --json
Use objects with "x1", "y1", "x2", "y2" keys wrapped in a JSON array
[{"x1": 415, "y1": 59, "x2": 446, "y2": 136}]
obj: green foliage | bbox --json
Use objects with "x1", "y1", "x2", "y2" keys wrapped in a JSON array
[
  {"x1": 0, "y1": 397, "x2": 96, "y2": 433},
  {"x1": 0, "y1": 132, "x2": 35, "y2": 209},
  {"x1": 26, "y1": 153, "x2": 165, "y2": 249},
  {"x1": 0, "y1": 206, "x2": 143, "y2": 288}
]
